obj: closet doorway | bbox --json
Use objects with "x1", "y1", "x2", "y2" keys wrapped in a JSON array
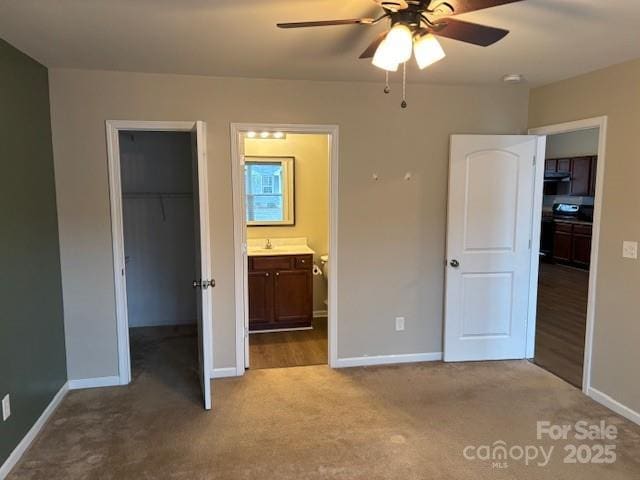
[{"x1": 106, "y1": 121, "x2": 213, "y2": 410}]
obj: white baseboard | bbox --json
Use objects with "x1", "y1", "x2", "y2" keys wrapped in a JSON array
[
  {"x1": 588, "y1": 387, "x2": 640, "y2": 426},
  {"x1": 334, "y1": 352, "x2": 443, "y2": 368},
  {"x1": 68, "y1": 375, "x2": 121, "y2": 390},
  {"x1": 0, "y1": 382, "x2": 68, "y2": 479},
  {"x1": 211, "y1": 367, "x2": 239, "y2": 379},
  {"x1": 313, "y1": 310, "x2": 328, "y2": 318}
]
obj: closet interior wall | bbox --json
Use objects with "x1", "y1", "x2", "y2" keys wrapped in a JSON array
[{"x1": 119, "y1": 131, "x2": 197, "y2": 328}]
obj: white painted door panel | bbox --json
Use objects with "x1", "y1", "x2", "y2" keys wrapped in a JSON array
[
  {"x1": 444, "y1": 135, "x2": 537, "y2": 362},
  {"x1": 192, "y1": 121, "x2": 213, "y2": 410}
]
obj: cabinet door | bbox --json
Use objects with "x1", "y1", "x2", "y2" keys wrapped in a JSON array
[
  {"x1": 570, "y1": 157, "x2": 592, "y2": 196},
  {"x1": 589, "y1": 156, "x2": 598, "y2": 196},
  {"x1": 553, "y1": 231, "x2": 572, "y2": 263},
  {"x1": 572, "y1": 234, "x2": 592, "y2": 268},
  {"x1": 248, "y1": 271, "x2": 274, "y2": 329},
  {"x1": 274, "y1": 270, "x2": 312, "y2": 327},
  {"x1": 545, "y1": 159, "x2": 557, "y2": 172},
  {"x1": 557, "y1": 158, "x2": 571, "y2": 173}
]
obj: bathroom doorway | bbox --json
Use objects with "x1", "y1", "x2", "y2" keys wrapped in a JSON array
[{"x1": 231, "y1": 124, "x2": 339, "y2": 372}]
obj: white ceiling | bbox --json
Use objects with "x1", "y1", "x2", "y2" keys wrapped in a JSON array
[{"x1": 1, "y1": 0, "x2": 639, "y2": 86}]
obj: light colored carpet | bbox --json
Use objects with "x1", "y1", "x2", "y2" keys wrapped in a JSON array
[{"x1": 8, "y1": 330, "x2": 640, "y2": 479}]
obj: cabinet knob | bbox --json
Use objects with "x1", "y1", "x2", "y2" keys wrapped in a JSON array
[
  {"x1": 265, "y1": 272, "x2": 269, "y2": 277},
  {"x1": 276, "y1": 272, "x2": 280, "y2": 276}
]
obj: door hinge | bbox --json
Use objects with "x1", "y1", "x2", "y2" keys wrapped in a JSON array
[
  {"x1": 528, "y1": 239, "x2": 532, "y2": 250},
  {"x1": 244, "y1": 325, "x2": 248, "y2": 338},
  {"x1": 533, "y1": 155, "x2": 536, "y2": 166}
]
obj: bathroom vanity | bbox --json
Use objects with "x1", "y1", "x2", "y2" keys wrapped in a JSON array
[{"x1": 247, "y1": 239, "x2": 314, "y2": 331}]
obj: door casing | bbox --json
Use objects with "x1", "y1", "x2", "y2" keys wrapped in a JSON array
[
  {"x1": 106, "y1": 120, "x2": 213, "y2": 400},
  {"x1": 528, "y1": 116, "x2": 608, "y2": 395},
  {"x1": 230, "y1": 123, "x2": 339, "y2": 372}
]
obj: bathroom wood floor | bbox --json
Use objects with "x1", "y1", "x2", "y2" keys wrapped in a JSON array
[
  {"x1": 534, "y1": 262, "x2": 589, "y2": 388},
  {"x1": 249, "y1": 317, "x2": 328, "y2": 369}
]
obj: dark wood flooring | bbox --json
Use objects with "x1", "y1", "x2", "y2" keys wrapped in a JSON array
[
  {"x1": 249, "y1": 317, "x2": 328, "y2": 369},
  {"x1": 534, "y1": 262, "x2": 589, "y2": 388}
]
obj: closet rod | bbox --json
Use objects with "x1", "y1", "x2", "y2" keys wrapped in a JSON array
[{"x1": 122, "y1": 192, "x2": 193, "y2": 199}]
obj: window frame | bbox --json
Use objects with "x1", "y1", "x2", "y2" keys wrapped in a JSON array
[{"x1": 244, "y1": 156, "x2": 295, "y2": 226}]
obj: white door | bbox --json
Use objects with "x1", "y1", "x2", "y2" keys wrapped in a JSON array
[
  {"x1": 191, "y1": 121, "x2": 213, "y2": 409},
  {"x1": 444, "y1": 135, "x2": 538, "y2": 362}
]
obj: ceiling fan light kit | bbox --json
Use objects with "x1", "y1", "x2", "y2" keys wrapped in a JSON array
[{"x1": 277, "y1": 0, "x2": 523, "y2": 108}]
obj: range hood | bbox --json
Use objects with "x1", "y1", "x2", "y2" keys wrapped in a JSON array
[{"x1": 544, "y1": 171, "x2": 571, "y2": 182}]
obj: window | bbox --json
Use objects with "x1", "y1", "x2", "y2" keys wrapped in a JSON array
[{"x1": 245, "y1": 157, "x2": 294, "y2": 225}]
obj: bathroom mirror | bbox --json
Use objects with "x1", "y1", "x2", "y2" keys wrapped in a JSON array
[{"x1": 245, "y1": 156, "x2": 295, "y2": 226}]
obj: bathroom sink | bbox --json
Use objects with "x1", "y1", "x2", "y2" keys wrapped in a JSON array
[
  {"x1": 248, "y1": 245, "x2": 315, "y2": 256},
  {"x1": 247, "y1": 237, "x2": 315, "y2": 256}
]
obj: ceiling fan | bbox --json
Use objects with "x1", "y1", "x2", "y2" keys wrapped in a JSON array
[{"x1": 277, "y1": 0, "x2": 524, "y2": 107}]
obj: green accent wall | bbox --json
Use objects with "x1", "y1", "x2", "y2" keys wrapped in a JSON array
[{"x1": 0, "y1": 39, "x2": 66, "y2": 466}]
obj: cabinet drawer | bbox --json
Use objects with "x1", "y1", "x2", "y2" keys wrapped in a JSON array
[
  {"x1": 294, "y1": 255, "x2": 313, "y2": 269},
  {"x1": 555, "y1": 222, "x2": 573, "y2": 233},
  {"x1": 251, "y1": 256, "x2": 292, "y2": 271},
  {"x1": 573, "y1": 224, "x2": 592, "y2": 236}
]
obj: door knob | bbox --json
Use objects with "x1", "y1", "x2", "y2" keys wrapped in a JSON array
[
  {"x1": 449, "y1": 259, "x2": 460, "y2": 268},
  {"x1": 192, "y1": 280, "x2": 202, "y2": 288}
]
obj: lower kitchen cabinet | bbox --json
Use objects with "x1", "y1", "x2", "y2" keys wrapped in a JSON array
[
  {"x1": 248, "y1": 254, "x2": 313, "y2": 331},
  {"x1": 553, "y1": 222, "x2": 592, "y2": 268}
]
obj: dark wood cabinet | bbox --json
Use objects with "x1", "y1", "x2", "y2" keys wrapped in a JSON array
[
  {"x1": 248, "y1": 271, "x2": 274, "y2": 328},
  {"x1": 553, "y1": 222, "x2": 592, "y2": 269},
  {"x1": 544, "y1": 156, "x2": 597, "y2": 197},
  {"x1": 569, "y1": 157, "x2": 592, "y2": 196},
  {"x1": 248, "y1": 254, "x2": 313, "y2": 331}
]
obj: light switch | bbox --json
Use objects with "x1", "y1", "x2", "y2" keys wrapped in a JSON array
[{"x1": 622, "y1": 241, "x2": 638, "y2": 259}]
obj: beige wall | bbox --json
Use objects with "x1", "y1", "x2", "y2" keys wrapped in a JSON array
[
  {"x1": 545, "y1": 128, "x2": 599, "y2": 159},
  {"x1": 529, "y1": 59, "x2": 640, "y2": 414},
  {"x1": 245, "y1": 134, "x2": 329, "y2": 312},
  {"x1": 48, "y1": 68, "x2": 529, "y2": 379}
]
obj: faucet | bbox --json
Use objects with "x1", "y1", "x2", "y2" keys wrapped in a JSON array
[{"x1": 265, "y1": 239, "x2": 273, "y2": 250}]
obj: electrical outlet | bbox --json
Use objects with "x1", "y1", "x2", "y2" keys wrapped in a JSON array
[
  {"x1": 2, "y1": 394, "x2": 10, "y2": 421},
  {"x1": 395, "y1": 317, "x2": 405, "y2": 331},
  {"x1": 622, "y1": 241, "x2": 638, "y2": 259}
]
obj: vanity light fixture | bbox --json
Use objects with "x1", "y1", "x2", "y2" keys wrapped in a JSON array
[
  {"x1": 260, "y1": 131, "x2": 270, "y2": 138},
  {"x1": 247, "y1": 131, "x2": 257, "y2": 138}
]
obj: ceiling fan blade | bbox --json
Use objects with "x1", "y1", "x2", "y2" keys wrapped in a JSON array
[
  {"x1": 359, "y1": 31, "x2": 388, "y2": 59},
  {"x1": 429, "y1": 0, "x2": 524, "y2": 16},
  {"x1": 432, "y1": 18, "x2": 508, "y2": 46},
  {"x1": 277, "y1": 18, "x2": 374, "y2": 29}
]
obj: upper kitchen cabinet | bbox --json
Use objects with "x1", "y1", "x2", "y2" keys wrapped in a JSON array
[
  {"x1": 545, "y1": 156, "x2": 597, "y2": 197},
  {"x1": 570, "y1": 156, "x2": 593, "y2": 196}
]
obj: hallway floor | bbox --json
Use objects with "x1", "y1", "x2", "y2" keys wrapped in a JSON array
[
  {"x1": 534, "y1": 262, "x2": 589, "y2": 387},
  {"x1": 8, "y1": 337, "x2": 640, "y2": 479}
]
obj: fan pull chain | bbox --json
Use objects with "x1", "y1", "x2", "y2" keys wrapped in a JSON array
[
  {"x1": 384, "y1": 71, "x2": 390, "y2": 94},
  {"x1": 401, "y1": 62, "x2": 407, "y2": 108}
]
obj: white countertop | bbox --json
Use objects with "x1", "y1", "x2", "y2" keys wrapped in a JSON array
[{"x1": 247, "y1": 237, "x2": 315, "y2": 257}]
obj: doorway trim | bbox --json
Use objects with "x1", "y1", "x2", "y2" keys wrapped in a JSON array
[
  {"x1": 528, "y1": 116, "x2": 608, "y2": 394},
  {"x1": 230, "y1": 123, "x2": 339, "y2": 374},
  {"x1": 105, "y1": 120, "x2": 213, "y2": 386}
]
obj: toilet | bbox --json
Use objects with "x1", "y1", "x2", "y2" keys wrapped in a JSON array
[{"x1": 320, "y1": 254, "x2": 329, "y2": 279}]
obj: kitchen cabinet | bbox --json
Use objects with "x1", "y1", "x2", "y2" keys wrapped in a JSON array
[
  {"x1": 569, "y1": 157, "x2": 592, "y2": 196},
  {"x1": 553, "y1": 222, "x2": 592, "y2": 268},
  {"x1": 544, "y1": 156, "x2": 597, "y2": 197},
  {"x1": 248, "y1": 254, "x2": 313, "y2": 331}
]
